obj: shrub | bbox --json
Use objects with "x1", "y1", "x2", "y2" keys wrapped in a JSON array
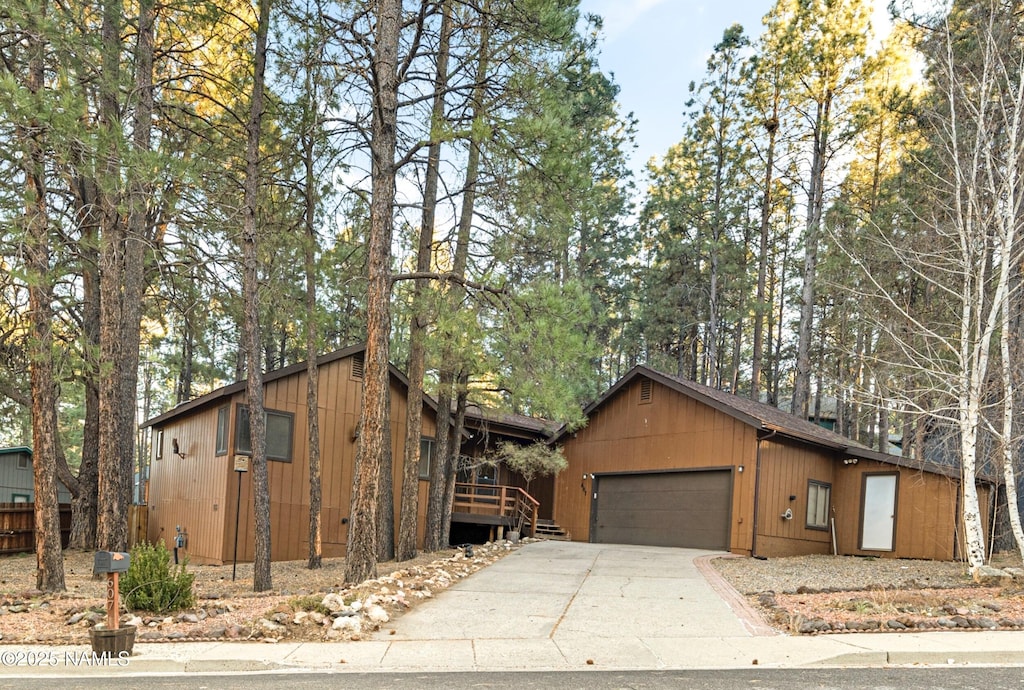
[
  {"x1": 285, "y1": 595, "x2": 331, "y2": 617},
  {"x1": 119, "y1": 541, "x2": 196, "y2": 613}
]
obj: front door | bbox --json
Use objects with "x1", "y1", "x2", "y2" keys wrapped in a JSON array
[{"x1": 860, "y1": 473, "x2": 898, "y2": 551}]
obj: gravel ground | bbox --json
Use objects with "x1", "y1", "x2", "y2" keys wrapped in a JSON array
[
  {"x1": 712, "y1": 552, "x2": 1024, "y2": 634},
  {"x1": 0, "y1": 543, "x2": 515, "y2": 644},
  {"x1": 711, "y1": 554, "x2": 983, "y2": 595}
]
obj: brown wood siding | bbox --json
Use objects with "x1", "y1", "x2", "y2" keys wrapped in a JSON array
[
  {"x1": 753, "y1": 438, "x2": 834, "y2": 557},
  {"x1": 554, "y1": 377, "x2": 757, "y2": 554},
  {"x1": 148, "y1": 353, "x2": 439, "y2": 565},
  {"x1": 146, "y1": 404, "x2": 230, "y2": 564},
  {"x1": 831, "y1": 460, "x2": 964, "y2": 561},
  {"x1": 956, "y1": 483, "x2": 993, "y2": 561}
]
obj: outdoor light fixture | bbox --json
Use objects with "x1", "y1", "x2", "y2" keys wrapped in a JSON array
[{"x1": 171, "y1": 438, "x2": 186, "y2": 459}]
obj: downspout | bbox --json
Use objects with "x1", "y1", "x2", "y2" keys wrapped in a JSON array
[{"x1": 751, "y1": 428, "x2": 777, "y2": 558}]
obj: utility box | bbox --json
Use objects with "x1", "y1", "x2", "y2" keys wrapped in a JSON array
[{"x1": 93, "y1": 551, "x2": 131, "y2": 574}]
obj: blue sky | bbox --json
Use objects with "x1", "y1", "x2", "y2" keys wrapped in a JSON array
[{"x1": 577, "y1": 1, "x2": 774, "y2": 181}]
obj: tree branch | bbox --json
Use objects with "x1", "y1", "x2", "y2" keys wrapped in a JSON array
[{"x1": 391, "y1": 270, "x2": 506, "y2": 296}]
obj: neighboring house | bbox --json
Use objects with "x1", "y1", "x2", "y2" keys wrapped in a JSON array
[
  {"x1": 778, "y1": 394, "x2": 902, "y2": 455},
  {"x1": 142, "y1": 344, "x2": 551, "y2": 565},
  {"x1": 551, "y1": 366, "x2": 994, "y2": 561},
  {"x1": 0, "y1": 447, "x2": 72, "y2": 504}
]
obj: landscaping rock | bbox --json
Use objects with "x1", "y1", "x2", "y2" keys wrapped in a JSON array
[{"x1": 972, "y1": 565, "x2": 1012, "y2": 586}]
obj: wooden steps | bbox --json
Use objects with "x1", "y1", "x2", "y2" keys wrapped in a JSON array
[{"x1": 533, "y1": 518, "x2": 570, "y2": 541}]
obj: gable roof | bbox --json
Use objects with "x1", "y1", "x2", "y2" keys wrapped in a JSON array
[
  {"x1": 141, "y1": 344, "x2": 395, "y2": 429},
  {"x1": 564, "y1": 365, "x2": 978, "y2": 482},
  {"x1": 141, "y1": 344, "x2": 553, "y2": 442}
]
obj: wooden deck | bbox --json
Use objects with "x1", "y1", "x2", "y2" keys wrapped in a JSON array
[{"x1": 451, "y1": 483, "x2": 539, "y2": 537}]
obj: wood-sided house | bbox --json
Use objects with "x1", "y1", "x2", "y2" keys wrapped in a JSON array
[
  {"x1": 552, "y1": 366, "x2": 994, "y2": 561},
  {"x1": 142, "y1": 345, "x2": 551, "y2": 565},
  {"x1": 0, "y1": 447, "x2": 71, "y2": 504}
]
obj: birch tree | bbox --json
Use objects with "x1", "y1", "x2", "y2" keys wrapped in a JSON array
[{"x1": 843, "y1": 1, "x2": 1024, "y2": 573}]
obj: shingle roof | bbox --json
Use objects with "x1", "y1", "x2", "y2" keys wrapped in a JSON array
[
  {"x1": 141, "y1": 344, "x2": 401, "y2": 429},
  {"x1": 563, "y1": 365, "x2": 977, "y2": 482},
  {"x1": 142, "y1": 344, "x2": 553, "y2": 441},
  {"x1": 462, "y1": 404, "x2": 557, "y2": 439}
]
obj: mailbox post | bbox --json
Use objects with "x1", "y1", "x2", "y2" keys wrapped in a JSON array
[{"x1": 94, "y1": 551, "x2": 130, "y2": 630}]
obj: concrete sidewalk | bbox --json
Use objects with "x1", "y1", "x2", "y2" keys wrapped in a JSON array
[{"x1": 3, "y1": 541, "x2": 1024, "y2": 676}]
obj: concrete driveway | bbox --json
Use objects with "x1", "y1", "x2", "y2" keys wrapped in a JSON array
[{"x1": 365, "y1": 540, "x2": 775, "y2": 669}]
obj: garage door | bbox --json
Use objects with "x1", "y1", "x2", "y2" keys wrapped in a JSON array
[{"x1": 591, "y1": 470, "x2": 732, "y2": 550}]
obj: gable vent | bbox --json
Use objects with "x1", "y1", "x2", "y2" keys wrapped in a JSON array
[
  {"x1": 639, "y1": 378, "x2": 653, "y2": 404},
  {"x1": 351, "y1": 352, "x2": 365, "y2": 380}
]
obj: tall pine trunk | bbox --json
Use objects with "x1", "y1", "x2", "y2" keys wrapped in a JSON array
[
  {"x1": 242, "y1": 0, "x2": 273, "y2": 591},
  {"x1": 793, "y1": 97, "x2": 829, "y2": 420},
  {"x1": 96, "y1": 0, "x2": 129, "y2": 552},
  {"x1": 424, "y1": 6, "x2": 490, "y2": 550},
  {"x1": 750, "y1": 113, "x2": 778, "y2": 401},
  {"x1": 23, "y1": 0, "x2": 65, "y2": 592},
  {"x1": 345, "y1": 0, "x2": 401, "y2": 583},
  {"x1": 397, "y1": 0, "x2": 452, "y2": 562},
  {"x1": 303, "y1": 80, "x2": 323, "y2": 570}
]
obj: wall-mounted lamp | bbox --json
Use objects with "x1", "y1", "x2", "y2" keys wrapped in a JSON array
[
  {"x1": 781, "y1": 508, "x2": 793, "y2": 520},
  {"x1": 589, "y1": 473, "x2": 595, "y2": 480},
  {"x1": 737, "y1": 465, "x2": 744, "y2": 473},
  {"x1": 171, "y1": 438, "x2": 186, "y2": 459},
  {"x1": 843, "y1": 458, "x2": 859, "y2": 466}
]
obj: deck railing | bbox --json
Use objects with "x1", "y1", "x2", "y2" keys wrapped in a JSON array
[{"x1": 453, "y1": 483, "x2": 539, "y2": 537}]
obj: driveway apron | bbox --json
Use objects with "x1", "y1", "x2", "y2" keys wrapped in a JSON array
[{"x1": 371, "y1": 540, "x2": 753, "y2": 668}]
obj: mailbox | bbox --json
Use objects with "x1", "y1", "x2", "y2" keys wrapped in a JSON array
[{"x1": 94, "y1": 551, "x2": 131, "y2": 574}]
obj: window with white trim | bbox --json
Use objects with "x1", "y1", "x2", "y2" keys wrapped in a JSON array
[
  {"x1": 215, "y1": 406, "x2": 229, "y2": 456},
  {"x1": 806, "y1": 480, "x2": 831, "y2": 530},
  {"x1": 419, "y1": 438, "x2": 434, "y2": 479}
]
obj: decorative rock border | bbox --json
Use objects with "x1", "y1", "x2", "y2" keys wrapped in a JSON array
[{"x1": 754, "y1": 589, "x2": 1024, "y2": 635}]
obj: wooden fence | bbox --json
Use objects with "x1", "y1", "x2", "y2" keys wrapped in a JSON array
[
  {"x1": 128, "y1": 504, "x2": 148, "y2": 547},
  {"x1": 0, "y1": 503, "x2": 71, "y2": 555}
]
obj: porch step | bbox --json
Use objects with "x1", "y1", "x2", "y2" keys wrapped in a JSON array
[{"x1": 533, "y1": 519, "x2": 570, "y2": 541}]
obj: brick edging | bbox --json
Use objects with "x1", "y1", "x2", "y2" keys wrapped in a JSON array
[{"x1": 693, "y1": 553, "x2": 780, "y2": 637}]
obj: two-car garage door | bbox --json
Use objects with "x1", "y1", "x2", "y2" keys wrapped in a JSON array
[{"x1": 590, "y1": 470, "x2": 732, "y2": 550}]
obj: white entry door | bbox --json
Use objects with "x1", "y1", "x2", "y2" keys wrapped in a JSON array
[{"x1": 861, "y1": 474, "x2": 898, "y2": 551}]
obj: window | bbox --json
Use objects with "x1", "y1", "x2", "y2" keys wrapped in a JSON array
[
  {"x1": 215, "y1": 406, "x2": 229, "y2": 456},
  {"x1": 12, "y1": 493, "x2": 30, "y2": 503},
  {"x1": 419, "y1": 438, "x2": 434, "y2": 479},
  {"x1": 806, "y1": 480, "x2": 831, "y2": 530},
  {"x1": 235, "y1": 405, "x2": 295, "y2": 462},
  {"x1": 16, "y1": 454, "x2": 29, "y2": 470},
  {"x1": 155, "y1": 430, "x2": 164, "y2": 460}
]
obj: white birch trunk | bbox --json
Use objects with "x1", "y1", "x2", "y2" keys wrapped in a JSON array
[
  {"x1": 945, "y1": 9, "x2": 1024, "y2": 573},
  {"x1": 1000, "y1": 286, "x2": 1024, "y2": 563}
]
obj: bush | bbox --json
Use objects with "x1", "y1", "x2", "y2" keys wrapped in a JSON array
[
  {"x1": 119, "y1": 541, "x2": 196, "y2": 613},
  {"x1": 285, "y1": 595, "x2": 331, "y2": 617}
]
